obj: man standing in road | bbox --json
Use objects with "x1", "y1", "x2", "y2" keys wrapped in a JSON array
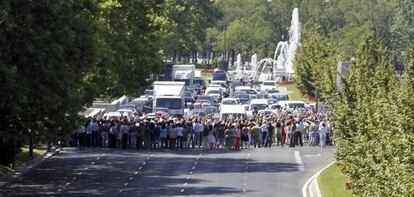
[
  {"x1": 260, "y1": 122, "x2": 268, "y2": 147},
  {"x1": 88, "y1": 119, "x2": 100, "y2": 147},
  {"x1": 193, "y1": 120, "x2": 203, "y2": 148},
  {"x1": 294, "y1": 119, "x2": 304, "y2": 147},
  {"x1": 120, "y1": 119, "x2": 130, "y2": 150}
]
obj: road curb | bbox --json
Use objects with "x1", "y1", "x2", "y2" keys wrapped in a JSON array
[
  {"x1": 0, "y1": 147, "x2": 63, "y2": 188},
  {"x1": 302, "y1": 160, "x2": 335, "y2": 197}
]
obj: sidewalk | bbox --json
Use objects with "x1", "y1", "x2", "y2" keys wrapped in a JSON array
[{"x1": 0, "y1": 147, "x2": 63, "y2": 188}]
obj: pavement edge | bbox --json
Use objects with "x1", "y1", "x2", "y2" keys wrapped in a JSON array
[
  {"x1": 0, "y1": 147, "x2": 63, "y2": 188},
  {"x1": 302, "y1": 160, "x2": 335, "y2": 197}
]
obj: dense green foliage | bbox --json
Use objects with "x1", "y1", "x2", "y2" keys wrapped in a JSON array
[
  {"x1": 291, "y1": 2, "x2": 414, "y2": 196},
  {"x1": 294, "y1": 27, "x2": 337, "y2": 103},
  {"x1": 333, "y1": 38, "x2": 414, "y2": 196},
  {"x1": 0, "y1": 0, "x2": 221, "y2": 166}
]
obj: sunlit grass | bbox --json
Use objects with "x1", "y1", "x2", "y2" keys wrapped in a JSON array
[
  {"x1": 318, "y1": 163, "x2": 357, "y2": 197},
  {"x1": 0, "y1": 146, "x2": 47, "y2": 177}
]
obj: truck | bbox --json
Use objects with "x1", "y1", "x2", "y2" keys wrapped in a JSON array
[
  {"x1": 153, "y1": 81, "x2": 185, "y2": 116},
  {"x1": 173, "y1": 64, "x2": 195, "y2": 89},
  {"x1": 157, "y1": 61, "x2": 175, "y2": 81}
]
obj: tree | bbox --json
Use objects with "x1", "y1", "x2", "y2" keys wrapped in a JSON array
[{"x1": 293, "y1": 27, "x2": 337, "y2": 102}]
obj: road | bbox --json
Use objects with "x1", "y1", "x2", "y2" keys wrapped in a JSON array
[{"x1": 0, "y1": 146, "x2": 334, "y2": 197}]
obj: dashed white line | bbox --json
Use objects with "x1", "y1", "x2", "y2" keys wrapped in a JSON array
[
  {"x1": 181, "y1": 189, "x2": 185, "y2": 192},
  {"x1": 139, "y1": 167, "x2": 142, "y2": 170},
  {"x1": 58, "y1": 189, "x2": 62, "y2": 192},
  {"x1": 192, "y1": 166, "x2": 196, "y2": 170},
  {"x1": 183, "y1": 182, "x2": 188, "y2": 186},
  {"x1": 65, "y1": 182, "x2": 70, "y2": 186},
  {"x1": 97, "y1": 157, "x2": 101, "y2": 160},
  {"x1": 186, "y1": 176, "x2": 190, "y2": 180},
  {"x1": 129, "y1": 177, "x2": 134, "y2": 181},
  {"x1": 124, "y1": 183, "x2": 129, "y2": 186},
  {"x1": 189, "y1": 171, "x2": 193, "y2": 174},
  {"x1": 134, "y1": 171, "x2": 139, "y2": 175},
  {"x1": 142, "y1": 162, "x2": 146, "y2": 165},
  {"x1": 72, "y1": 177, "x2": 77, "y2": 180},
  {"x1": 194, "y1": 162, "x2": 198, "y2": 165},
  {"x1": 84, "y1": 167, "x2": 89, "y2": 170},
  {"x1": 91, "y1": 162, "x2": 95, "y2": 165}
]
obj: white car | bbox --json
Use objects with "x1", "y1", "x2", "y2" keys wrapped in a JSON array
[
  {"x1": 205, "y1": 87, "x2": 222, "y2": 102},
  {"x1": 247, "y1": 99, "x2": 269, "y2": 116},
  {"x1": 235, "y1": 86, "x2": 258, "y2": 95},
  {"x1": 277, "y1": 101, "x2": 306, "y2": 111},
  {"x1": 260, "y1": 81, "x2": 277, "y2": 93}
]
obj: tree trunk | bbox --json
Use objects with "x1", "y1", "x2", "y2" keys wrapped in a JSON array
[{"x1": 29, "y1": 134, "x2": 34, "y2": 157}]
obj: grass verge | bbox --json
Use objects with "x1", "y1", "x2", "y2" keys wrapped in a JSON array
[
  {"x1": 279, "y1": 82, "x2": 312, "y2": 103},
  {"x1": 318, "y1": 163, "x2": 357, "y2": 197},
  {"x1": 0, "y1": 146, "x2": 47, "y2": 177}
]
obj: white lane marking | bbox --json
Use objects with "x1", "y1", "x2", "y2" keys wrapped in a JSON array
[
  {"x1": 243, "y1": 182, "x2": 247, "y2": 186},
  {"x1": 129, "y1": 177, "x2": 134, "y2": 181},
  {"x1": 97, "y1": 157, "x2": 101, "y2": 160},
  {"x1": 294, "y1": 151, "x2": 305, "y2": 171},
  {"x1": 58, "y1": 189, "x2": 62, "y2": 192},
  {"x1": 79, "y1": 172, "x2": 83, "y2": 175},
  {"x1": 65, "y1": 183, "x2": 70, "y2": 186},
  {"x1": 72, "y1": 177, "x2": 77, "y2": 180},
  {"x1": 304, "y1": 153, "x2": 321, "y2": 157},
  {"x1": 183, "y1": 183, "x2": 188, "y2": 186},
  {"x1": 139, "y1": 167, "x2": 142, "y2": 170},
  {"x1": 243, "y1": 189, "x2": 246, "y2": 192},
  {"x1": 247, "y1": 154, "x2": 250, "y2": 156},
  {"x1": 119, "y1": 189, "x2": 123, "y2": 193},
  {"x1": 84, "y1": 167, "x2": 89, "y2": 170},
  {"x1": 142, "y1": 162, "x2": 146, "y2": 165},
  {"x1": 124, "y1": 183, "x2": 128, "y2": 186},
  {"x1": 146, "y1": 157, "x2": 150, "y2": 160},
  {"x1": 189, "y1": 171, "x2": 193, "y2": 174},
  {"x1": 186, "y1": 176, "x2": 190, "y2": 180},
  {"x1": 91, "y1": 162, "x2": 95, "y2": 165},
  {"x1": 192, "y1": 167, "x2": 196, "y2": 170},
  {"x1": 134, "y1": 171, "x2": 139, "y2": 175},
  {"x1": 302, "y1": 161, "x2": 335, "y2": 197},
  {"x1": 102, "y1": 153, "x2": 105, "y2": 156},
  {"x1": 181, "y1": 189, "x2": 185, "y2": 193},
  {"x1": 194, "y1": 162, "x2": 198, "y2": 165},
  {"x1": 151, "y1": 154, "x2": 154, "y2": 156}
]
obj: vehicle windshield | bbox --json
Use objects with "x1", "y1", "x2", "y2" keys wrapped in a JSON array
[
  {"x1": 212, "y1": 73, "x2": 227, "y2": 81},
  {"x1": 267, "y1": 89, "x2": 280, "y2": 93},
  {"x1": 185, "y1": 92, "x2": 192, "y2": 97},
  {"x1": 194, "y1": 79, "x2": 204, "y2": 85},
  {"x1": 207, "y1": 90, "x2": 220, "y2": 95},
  {"x1": 263, "y1": 82, "x2": 275, "y2": 86},
  {"x1": 205, "y1": 107, "x2": 218, "y2": 114},
  {"x1": 175, "y1": 79, "x2": 190, "y2": 86},
  {"x1": 145, "y1": 90, "x2": 153, "y2": 96},
  {"x1": 288, "y1": 103, "x2": 305, "y2": 109},
  {"x1": 271, "y1": 105, "x2": 281, "y2": 110},
  {"x1": 222, "y1": 100, "x2": 237, "y2": 105},
  {"x1": 155, "y1": 98, "x2": 182, "y2": 109},
  {"x1": 271, "y1": 95, "x2": 289, "y2": 101},
  {"x1": 250, "y1": 104, "x2": 268, "y2": 111}
]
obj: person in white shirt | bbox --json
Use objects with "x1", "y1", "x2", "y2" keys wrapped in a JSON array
[
  {"x1": 193, "y1": 120, "x2": 204, "y2": 148},
  {"x1": 320, "y1": 123, "x2": 327, "y2": 148}
]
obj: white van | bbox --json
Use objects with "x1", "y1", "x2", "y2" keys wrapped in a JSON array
[
  {"x1": 277, "y1": 101, "x2": 306, "y2": 111},
  {"x1": 220, "y1": 105, "x2": 246, "y2": 119}
]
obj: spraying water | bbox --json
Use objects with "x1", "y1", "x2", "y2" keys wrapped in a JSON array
[{"x1": 248, "y1": 8, "x2": 301, "y2": 81}]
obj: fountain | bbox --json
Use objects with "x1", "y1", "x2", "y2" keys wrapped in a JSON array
[
  {"x1": 250, "y1": 8, "x2": 301, "y2": 82},
  {"x1": 235, "y1": 53, "x2": 243, "y2": 79}
]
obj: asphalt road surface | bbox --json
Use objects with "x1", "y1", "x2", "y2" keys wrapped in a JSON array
[{"x1": 0, "y1": 146, "x2": 334, "y2": 197}]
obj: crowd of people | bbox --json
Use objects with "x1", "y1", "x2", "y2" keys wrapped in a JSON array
[{"x1": 72, "y1": 108, "x2": 334, "y2": 151}]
